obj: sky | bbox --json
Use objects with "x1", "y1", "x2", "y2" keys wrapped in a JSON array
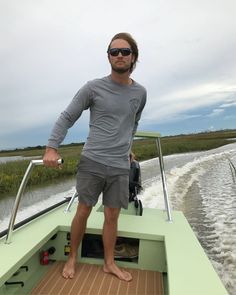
[{"x1": 0, "y1": 0, "x2": 236, "y2": 150}]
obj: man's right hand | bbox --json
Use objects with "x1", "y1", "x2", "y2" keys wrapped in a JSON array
[{"x1": 43, "y1": 147, "x2": 61, "y2": 167}]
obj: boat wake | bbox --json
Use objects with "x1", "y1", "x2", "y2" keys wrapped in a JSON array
[{"x1": 140, "y1": 144, "x2": 236, "y2": 295}]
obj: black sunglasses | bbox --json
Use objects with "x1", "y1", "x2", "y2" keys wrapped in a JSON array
[{"x1": 108, "y1": 48, "x2": 132, "y2": 56}]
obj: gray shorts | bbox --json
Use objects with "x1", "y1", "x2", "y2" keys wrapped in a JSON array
[{"x1": 76, "y1": 156, "x2": 129, "y2": 209}]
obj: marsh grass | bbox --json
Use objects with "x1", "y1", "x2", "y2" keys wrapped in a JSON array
[
  {"x1": 1, "y1": 130, "x2": 236, "y2": 198},
  {"x1": 132, "y1": 130, "x2": 236, "y2": 160}
]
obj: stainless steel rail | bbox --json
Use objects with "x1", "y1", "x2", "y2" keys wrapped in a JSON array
[
  {"x1": 135, "y1": 131, "x2": 173, "y2": 222},
  {"x1": 64, "y1": 190, "x2": 78, "y2": 213},
  {"x1": 5, "y1": 159, "x2": 63, "y2": 244},
  {"x1": 156, "y1": 137, "x2": 172, "y2": 222}
]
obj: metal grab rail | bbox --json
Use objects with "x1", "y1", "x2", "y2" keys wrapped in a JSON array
[
  {"x1": 5, "y1": 159, "x2": 63, "y2": 244},
  {"x1": 135, "y1": 131, "x2": 173, "y2": 222},
  {"x1": 156, "y1": 137, "x2": 172, "y2": 222},
  {"x1": 64, "y1": 190, "x2": 78, "y2": 213}
]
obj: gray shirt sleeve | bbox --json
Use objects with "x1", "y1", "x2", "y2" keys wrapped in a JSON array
[{"x1": 47, "y1": 83, "x2": 92, "y2": 149}]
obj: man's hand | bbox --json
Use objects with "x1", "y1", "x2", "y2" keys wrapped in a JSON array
[
  {"x1": 43, "y1": 147, "x2": 61, "y2": 167},
  {"x1": 129, "y1": 151, "x2": 135, "y2": 162}
]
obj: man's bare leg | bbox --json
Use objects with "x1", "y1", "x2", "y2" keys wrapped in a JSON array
[
  {"x1": 102, "y1": 207, "x2": 132, "y2": 282},
  {"x1": 62, "y1": 202, "x2": 92, "y2": 279}
]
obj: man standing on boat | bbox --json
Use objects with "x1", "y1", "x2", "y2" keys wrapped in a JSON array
[{"x1": 43, "y1": 32, "x2": 146, "y2": 282}]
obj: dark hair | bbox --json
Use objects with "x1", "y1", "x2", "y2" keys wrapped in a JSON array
[{"x1": 107, "y1": 32, "x2": 139, "y2": 73}]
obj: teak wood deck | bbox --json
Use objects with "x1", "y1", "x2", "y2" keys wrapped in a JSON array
[{"x1": 30, "y1": 261, "x2": 164, "y2": 295}]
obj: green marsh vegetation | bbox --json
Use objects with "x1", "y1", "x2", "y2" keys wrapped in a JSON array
[{"x1": 1, "y1": 130, "x2": 236, "y2": 198}]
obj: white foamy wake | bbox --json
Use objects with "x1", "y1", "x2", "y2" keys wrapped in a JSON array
[
  {"x1": 198, "y1": 156, "x2": 236, "y2": 295},
  {"x1": 139, "y1": 147, "x2": 236, "y2": 295},
  {"x1": 140, "y1": 148, "x2": 236, "y2": 211}
]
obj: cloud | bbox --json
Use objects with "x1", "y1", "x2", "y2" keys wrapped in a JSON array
[
  {"x1": 208, "y1": 126, "x2": 215, "y2": 131},
  {"x1": 207, "y1": 108, "x2": 225, "y2": 117},
  {"x1": 1, "y1": 0, "x2": 236, "y2": 149},
  {"x1": 143, "y1": 83, "x2": 236, "y2": 124},
  {"x1": 220, "y1": 101, "x2": 236, "y2": 108}
]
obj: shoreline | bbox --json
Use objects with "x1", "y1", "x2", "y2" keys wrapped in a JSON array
[{"x1": 1, "y1": 130, "x2": 236, "y2": 197}]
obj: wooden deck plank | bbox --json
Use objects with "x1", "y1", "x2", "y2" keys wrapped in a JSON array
[{"x1": 30, "y1": 262, "x2": 164, "y2": 295}]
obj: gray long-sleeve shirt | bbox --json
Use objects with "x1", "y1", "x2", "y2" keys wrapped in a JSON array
[{"x1": 47, "y1": 75, "x2": 147, "y2": 169}]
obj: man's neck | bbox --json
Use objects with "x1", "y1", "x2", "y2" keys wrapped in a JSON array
[{"x1": 110, "y1": 71, "x2": 132, "y2": 85}]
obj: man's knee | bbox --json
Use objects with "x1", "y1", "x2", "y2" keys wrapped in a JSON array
[
  {"x1": 76, "y1": 202, "x2": 92, "y2": 219},
  {"x1": 104, "y1": 207, "x2": 120, "y2": 224}
]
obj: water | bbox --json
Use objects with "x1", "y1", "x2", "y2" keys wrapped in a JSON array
[
  {"x1": 0, "y1": 156, "x2": 40, "y2": 163},
  {"x1": 1, "y1": 144, "x2": 236, "y2": 294},
  {"x1": 140, "y1": 142, "x2": 236, "y2": 295}
]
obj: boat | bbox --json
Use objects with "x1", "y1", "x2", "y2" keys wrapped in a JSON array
[{"x1": 0, "y1": 131, "x2": 229, "y2": 295}]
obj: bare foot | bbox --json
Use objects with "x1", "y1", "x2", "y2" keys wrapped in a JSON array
[
  {"x1": 103, "y1": 263, "x2": 132, "y2": 282},
  {"x1": 62, "y1": 258, "x2": 76, "y2": 279}
]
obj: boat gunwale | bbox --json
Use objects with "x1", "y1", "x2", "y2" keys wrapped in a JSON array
[{"x1": 0, "y1": 202, "x2": 229, "y2": 295}]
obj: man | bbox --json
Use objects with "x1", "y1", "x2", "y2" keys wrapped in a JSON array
[{"x1": 43, "y1": 32, "x2": 146, "y2": 282}]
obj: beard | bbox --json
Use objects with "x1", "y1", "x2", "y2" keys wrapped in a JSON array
[{"x1": 111, "y1": 63, "x2": 131, "y2": 74}]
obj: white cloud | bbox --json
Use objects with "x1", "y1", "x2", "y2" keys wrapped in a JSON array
[
  {"x1": 207, "y1": 108, "x2": 225, "y2": 117},
  {"x1": 208, "y1": 126, "x2": 215, "y2": 131},
  {"x1": 143, "y1": 83, "x2": 236, "y2": 124},
  {"x1": 220, "y1": 101, "x2": 236, "y2": 108},
  {"x1": 1, "y1": 0, "x2": 236, "y2": 148}
]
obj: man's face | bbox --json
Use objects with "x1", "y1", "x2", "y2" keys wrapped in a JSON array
[{"x1": 108, "y1": 39, "x2": 135, "y2": 74}]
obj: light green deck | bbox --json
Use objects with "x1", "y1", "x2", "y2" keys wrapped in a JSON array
[{"x1": 0, "y1": 202, "x2": 228, "y2": 295}]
